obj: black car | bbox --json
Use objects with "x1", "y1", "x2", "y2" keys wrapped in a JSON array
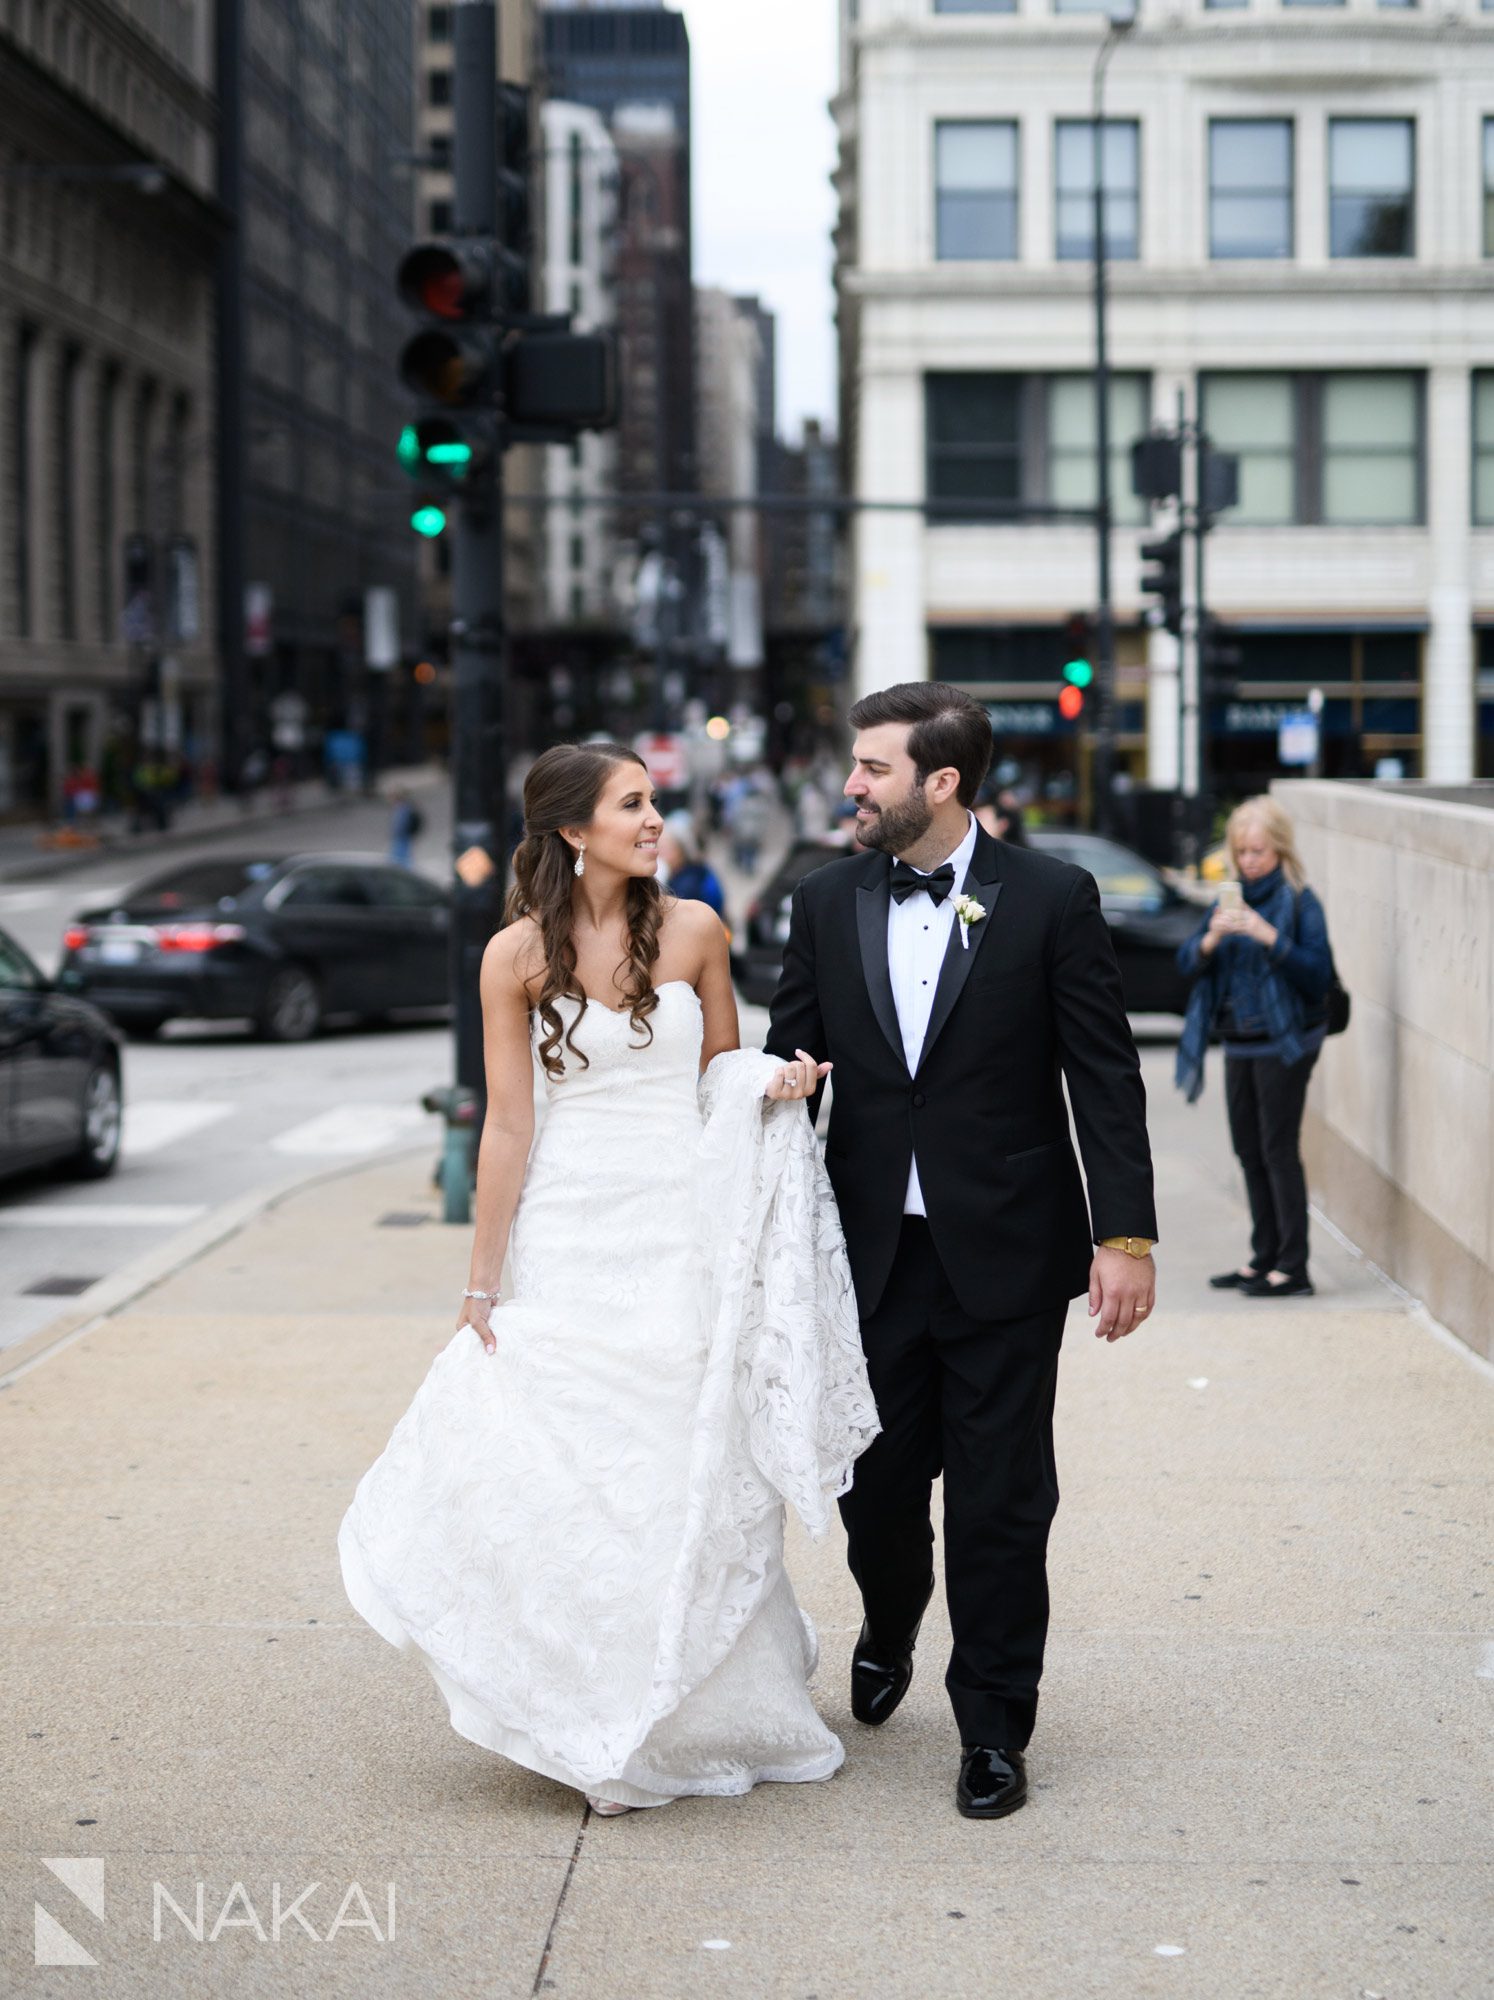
[
  {"x1": 59, "y1": 853, "x2": 453, "y2": 1042},
  {"x1": 733, "y1": 828, "x2": 1195, "y2": 1016},
  {"x1": 1026, "y1": 830, "x2": 1197, "y2": 1015},
  {"x1": 0, "y1": 924, "x2": 122, "y2": 1182}
]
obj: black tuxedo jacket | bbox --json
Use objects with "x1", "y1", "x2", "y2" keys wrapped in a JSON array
[{"x1": 765, "y1": 825, "x2": 1157, "y2": 1322}]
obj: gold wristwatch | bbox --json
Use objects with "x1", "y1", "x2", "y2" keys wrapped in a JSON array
[{"x1": 1100, "y1": 1236, "x2": 1156, "y2": 1259}]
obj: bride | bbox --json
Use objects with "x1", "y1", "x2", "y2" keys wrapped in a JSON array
[{"x1": 339, "y1": 741, "x2": 880, "y2": 1815}]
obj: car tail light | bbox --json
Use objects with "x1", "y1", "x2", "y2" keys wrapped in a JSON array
[
  {"x1": 62, "y1": 925, "x2": 92, "y2": 952},
  {"x1": 151, "y1": 923, "x2": 247, "y2": 953}
]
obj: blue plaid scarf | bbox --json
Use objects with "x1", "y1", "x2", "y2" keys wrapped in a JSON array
[{"x1": 1175, "y1": 869, "x2": 1305, "y2": 1104}]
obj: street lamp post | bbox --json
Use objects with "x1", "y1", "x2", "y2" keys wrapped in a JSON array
[{"x1": 1090, "y1": 6, "x2": 1134, "y2": 836}]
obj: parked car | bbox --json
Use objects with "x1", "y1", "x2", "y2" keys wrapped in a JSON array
[
  {"x1": 731, "y1": 827, "x2": 1195, "y2": 1017},
  {"x1": 0, "y1": 923, "x2": 123, "y2": 1183},
  {"x1": 732, "y1": 834, "x2": 855, "y2": 1006},
  {"x1": 58, "y1": 853, "x2": 453, "y2": 1043},
  {"x1": 1026, "y1": 829, "x2": 1197, "y2": 1014}
]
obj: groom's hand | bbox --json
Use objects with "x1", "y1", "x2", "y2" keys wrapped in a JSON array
[{"x1": 1088, "y1": 1248, "x2": 1155, "y2": 1341}]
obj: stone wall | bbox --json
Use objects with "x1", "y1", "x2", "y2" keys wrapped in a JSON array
[{"x1": 1273, "y1": 780, "x2": 1494, "y2": 1362}]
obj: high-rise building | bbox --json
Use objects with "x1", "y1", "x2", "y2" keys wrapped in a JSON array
[
  {"x1": 220, "y1": 0, "x2": 422, "y2": 778},
  {"x1": 541, "y1": 99, "x2": 620, "y2": 626},
  {"x1": 0, "y1": 0, "x2": 221, "y2": 815},
  {"x1": 696, "y1": 288, "x2": 764, "y2": 670},
  {"x1": 836, "y1": 0, "x2": 1494, "y2": 797}
]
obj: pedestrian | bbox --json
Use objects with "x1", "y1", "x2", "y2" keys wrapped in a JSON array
[
  {"x1": 975, "y1": 779, "x2": 1028, "y2": 845},
  {"x1": 1175, "y1": 796, "x2": 1335, "y2": 1299},
  {"x1": 768, "y1": 681, "x2": 1156, "y2": 1819},
  {"x1": 388, "y1": 787, "x2": 424, "y2": 868},
  {"x1": 728, "y1": 770, "x2": 774, "y2": 875},
  {"x1": 658, "y1": 811, "x2": 725, "y2": 917}
]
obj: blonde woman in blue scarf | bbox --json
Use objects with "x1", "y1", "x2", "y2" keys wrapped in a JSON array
[{"x1": 1175, "y1": 798, "x2": 1335, "y2": 1299}]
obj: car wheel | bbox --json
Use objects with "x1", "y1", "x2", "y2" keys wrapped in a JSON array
[
  {"x1": 67, "y1": 1063, "x2": 122, "y2": 1180},
  {"x1": 256, "y1": 965, "x2": 321, "y2": 1043}
]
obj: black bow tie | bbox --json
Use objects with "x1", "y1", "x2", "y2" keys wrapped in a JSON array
[{"x1": 889, "y1": 859, "x2": 957, "y2": 906}]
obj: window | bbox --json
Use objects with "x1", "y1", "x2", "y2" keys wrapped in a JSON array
[
  {"x1": 0, "y1": 932, "x2": 44, "y2": 992},
  {"x1": 1485, "y1": 119, "x2": 1494, "y2": 257},
  {"x1": 934, "y1": 0, "x2": 1016, "y2": 10},
  {"x1": 96, "y1": 364, "x2": 118, "y2": 642},
  {"x1": 427, "y1": 5, "x2": 451, "y2": 40},
  {"x1": 1046, "y1": 375, "x2": 1148, "y2": 524},
  {"x1": 1322, "y1": 375, "x2": 1419, "y2": 523},
  {"x1": 1472, "y1": 375, "x2": 1494, "y2": 525},
  {"x1": 1329, "y1": 118, "x2": 1414, "y2": 258},
  {"x1": 276, "y1": 868, "x2": 372, "y2": 909},
  {"x1": 1201, "y1": 372, "x2": 1422, "y2": 526},
  {"x1": 13, "y1": 324, "x2": 36, "y2": 637},
  {"x1": 428, "y1": 198, "x2": 452, "y2": 234},
  {"x1": 926, "y1": 372, "x2": 1149, "y2": 522},
  {"x1": 934, "y1": 121, "x2": 1018, "y2": 260},
  {"x1": 1209, "y1": 120, "x2": 1293, "y2": 260},
  {"x1": 927, "y1": 376, "x2": 1022, "y2": 514},
  {"x1": 1052, "y1": 0, "x2": 1111, "y2": 10},
  {"x1": 427, "y1": 66, "x2": 452, "y2": 107},
  {"x1": 1054, "y1": 120, "x2": 1139, "y2": 261},
  {"x1": 1204, "y1": 376, "x2": 1296, "y2": 524}
]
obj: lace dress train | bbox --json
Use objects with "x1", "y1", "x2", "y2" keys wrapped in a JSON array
[{"x1": 338, "y1": 982, "x2": 879, "y2": 1807}]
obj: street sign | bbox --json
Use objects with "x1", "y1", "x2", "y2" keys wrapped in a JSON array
[
  {"x1": 635, "y1": 731, "x2": 688, "y2": 791},
  {"x1": 1278, "y1": 711, "x2": 1320, "y2": 767}
]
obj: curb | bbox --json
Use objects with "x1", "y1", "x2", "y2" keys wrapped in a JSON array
[
  {"x1": 0, "y1": 765, "x2": 448, "y2": 886},
  {"x1": 0, "y1": 1137, "x2": 439, "y2": 1391}
]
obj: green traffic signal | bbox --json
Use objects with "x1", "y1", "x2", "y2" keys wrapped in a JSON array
[
  {"x1": 397, "y1": 424, "x2": 421, "y2": 472},
  {"x1": 427, "y1": 439, "x2": 473, "y2": 468},
  {"x1": 1062, "y1": 657, "x2": 1094, "y2": 689},
  {"x1": 410, "y1": 504, "x2": 448, "y2": 539}
]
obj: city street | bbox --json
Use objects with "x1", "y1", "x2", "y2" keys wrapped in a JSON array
[
  {"x1": 1, "y1": 1028, "x2": 1489, "y2": 1999},
  {"x1": 0, "y1": 777, "x2": 454, "y2": 1352}
]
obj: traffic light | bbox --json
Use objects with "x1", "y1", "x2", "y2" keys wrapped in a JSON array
[
  {"x1": 395, "y1": 239, "x2": 503, "y2": 539},
  {"x1": 1139, "y1": 530, "x2": 1184, "y2": 638},
  {"x1": 1131, "y1": 432, "x2": 1183, "y2": 504},
  {"x1": 1201, "y1": 618, "x2": 1244, "y2": 704},
  {"x1": 1058, "y1": 611, "x2": 1093, "y2": 722}
]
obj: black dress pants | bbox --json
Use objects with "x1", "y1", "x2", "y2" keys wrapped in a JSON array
[
  {"x1": 838, "y1": 1216, "x2": 1066, "y2": 1751},
  {"x1": 1223, "y1": 1048, "x2": 1319, "y2": 1279}
]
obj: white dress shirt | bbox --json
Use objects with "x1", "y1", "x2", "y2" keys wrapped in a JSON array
[{"x1": 887, "y1": 811, "x2": 979, "y2": 1216}]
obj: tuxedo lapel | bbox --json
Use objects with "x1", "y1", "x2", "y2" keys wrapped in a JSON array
[
  {"x1": 855, "y1": 858, "x2": 906, "y2": 1071},
  {"x1": 915, "y1": 828, "x2": 1005, "y2": 1075}
]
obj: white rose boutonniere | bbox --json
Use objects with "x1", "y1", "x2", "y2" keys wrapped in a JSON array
[{"x1": 951, "y1": 891, "x2": 987, "y2": 949}]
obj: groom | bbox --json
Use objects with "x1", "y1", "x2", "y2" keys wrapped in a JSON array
[{"x1": 766, "y1": 681, "x2": 1157, "y2": 1819}]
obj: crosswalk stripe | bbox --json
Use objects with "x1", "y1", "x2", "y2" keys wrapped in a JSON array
[
  {"x1": 121, "y1": 1101, "x2": 234, "y2": 1157},
  {"x1": 0, "y1": 1204, "x2": 207, "y2": 1227},
  {"x1": 271, "y1": 1104, "x2": 433, "y2": 1157}
]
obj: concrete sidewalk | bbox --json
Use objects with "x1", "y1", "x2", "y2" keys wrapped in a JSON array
[
  {"x1": 1, "y1": 1047, "x2": 1491, "y2": 1999},
  {"x1": 0, "y1": 764, "x2": 446, "y2": 885}
]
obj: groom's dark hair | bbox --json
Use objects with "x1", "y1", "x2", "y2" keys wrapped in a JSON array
[{"x1": 848, "y1": 681, "x2": 994, "y2": 808}]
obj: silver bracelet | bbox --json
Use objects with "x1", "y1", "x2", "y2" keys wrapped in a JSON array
[{"x1": 463, "y1": 1288, "x2": 500, "y2": 1302}]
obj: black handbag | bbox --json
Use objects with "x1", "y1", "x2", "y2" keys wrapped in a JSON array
[{"x1": 1292, "y1": 890, "x2": 1350, "y2": 1036}]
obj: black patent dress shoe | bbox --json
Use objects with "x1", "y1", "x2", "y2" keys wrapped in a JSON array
[
  {"x1": 1209, "y1": 1267, "x2": 1263, "y2": 1290},
  {"x1": 956, "y1": 1744, "x2": 1028, "y2": 1820},
  {"x1": 850, "y1": 1616, "x2": 923, "y2": 1727},
  {"x1": 1241, "y1": 1271, "x2": 1314, "y2": 1298}
]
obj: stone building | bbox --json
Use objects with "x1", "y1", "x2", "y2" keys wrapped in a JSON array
[
  {"x1": 836, "y1": 0, "x2": 1494, "y2": 800},
  {"x1": 0, "y1": 0, "x2": 221, "y2": 816}
]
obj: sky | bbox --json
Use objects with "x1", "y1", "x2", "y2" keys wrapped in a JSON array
[{"x1": 683, "y1": 0, "x2": 839, "y2": 442}]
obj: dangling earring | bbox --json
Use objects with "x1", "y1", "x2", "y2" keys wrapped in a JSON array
[{"x1": 574, "y1": 845, "x2": 585, "y2": 879}]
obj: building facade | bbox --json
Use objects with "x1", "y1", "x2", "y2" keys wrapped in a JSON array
[
  {"x1": 836, "y1": 0, "x2": 1494, "y2": 800},
  {"x1": 696, "y1": 287, "x2": 764, "y2": 669},
  {"x1": 0, "y1": 0, "x2": 221, "y2": 816},
  {"x1": 540, "y1": 97, "x2": 619, "y2": 625},
  {"x1": 223, "y1": 0, "x2": 422, "y2": 780}
]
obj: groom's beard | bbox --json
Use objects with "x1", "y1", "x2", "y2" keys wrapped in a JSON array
[{"x1": 854, "y1": 781, "x2": 934, "y2": 855}]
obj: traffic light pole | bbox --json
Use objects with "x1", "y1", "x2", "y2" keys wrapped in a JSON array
[{"x1": 449, "y1": 0, "x2": 506, "y2": 1157}]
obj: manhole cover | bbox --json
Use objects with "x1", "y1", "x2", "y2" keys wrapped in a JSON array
[
  {"x1": 23, "y1": 1276, "x2": 102, "y2": 1297},
  {"x1": 377, "y1": 1212, "x2": 430, "y2": 1228}
]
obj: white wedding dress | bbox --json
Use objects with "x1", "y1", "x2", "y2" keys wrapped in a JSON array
[{"x1": 338, "y1": 981, "x2": 879, "y2": 1809}]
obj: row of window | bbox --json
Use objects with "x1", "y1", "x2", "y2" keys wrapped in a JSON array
[
  {"x1": 936, "y1": 115, "x2": 1483, "y2": 262},
  {"x1": 933, "y1": 0, "x2": 1493, "y2": 11},
  {"x1": 925, "y1": 371, "x2": 1494, "y2": 526}
]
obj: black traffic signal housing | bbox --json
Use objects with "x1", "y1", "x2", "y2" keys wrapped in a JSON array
[
  {"x1": 1131, "y1": 432, "x2": 1183, "y2": 505},
  {"x1": 1201, "y1": 617, "x2": 1244, "y2": 705},
  {"x1": 497, "y1": 83, "x2": 533, "y2": 317},
  {"x1": 1058, "y1": 610, "x2": 1094, "y2": 722},
  {"x1": 1139, "y1": 530, "x2": 1184, "y2": 638}
]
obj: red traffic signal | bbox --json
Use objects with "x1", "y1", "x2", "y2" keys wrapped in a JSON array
[
  {"x1": 1058, "y1": 684, "x2": 1085, "y2": 722},
  {"x1": 397, "y1": 241, "x2": 492, "y2": 321}
]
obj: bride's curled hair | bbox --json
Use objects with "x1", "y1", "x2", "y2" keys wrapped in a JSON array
[{"x1": 504, "y1": 741, "x2": 663, "y2": 1078}]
